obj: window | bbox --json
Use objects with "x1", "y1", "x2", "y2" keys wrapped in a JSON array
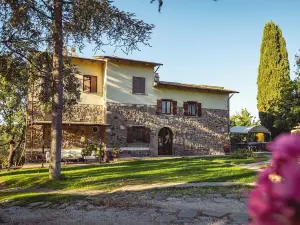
[
  {"x1": 83, "y1": 75, "x2": 97, "y2": 93},
  {"x1": 156, "y1": 100, "x2": 177, "y2": 115},
  {"x1": 127, "y1": 126, "x2": 150, "y2": 143},
  {"x1": 162, "y1": 100, "x2": 172, "y2": 114},
  {"x1": 184, "y1": 102, "x2": 202, "y2": 117},
  {"x1": 132, "y1": 76, "x2": 146, "y2": 94},
  {"x1": 188, "y1": 102, "x2": 197, "y2": 116}
]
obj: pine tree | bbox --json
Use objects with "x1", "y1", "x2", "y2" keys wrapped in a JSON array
[
  {"x1": 0, "y1": 1, "x2": 157, "y2": 179},
  {"x1": 257, "y1": 21, "x2": 291, "y2": 137}
]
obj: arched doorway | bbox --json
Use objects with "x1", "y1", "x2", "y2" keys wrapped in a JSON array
[{"x1": 158, "y1": 127, "x2": 173, "y2": 155}]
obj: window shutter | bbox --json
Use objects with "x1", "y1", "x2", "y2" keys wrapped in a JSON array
[
  {"x1": 140, "y1": 77, "x2": 145, "y2": 94},
  {"x1": 83, "y1": 75, "x2": 91, "y2": 92},
  {"x1": 91, "y1": 76, "x2": 97, "y2": 93},
  {"x1": 132, "y1": 77, "x2": 145, "y2": 94},
  {"x1": 197, "y1": 103, "x2": 202, "y2": 117},
  {"x1": 127, "y1": 127, "x2": 133, "y2": 143},
  {"x1": 172, "y1": 101, "x2": 177, "y2": 115},
  {"x1": 156, "y1": 99, "x2": 162, "y2": 115},
  {"x1": 132, "y1": 77, "x2": 138, "y2": 93},
  {"x1": 183, "y1": 102, "x2": 188, "y2": 116}
]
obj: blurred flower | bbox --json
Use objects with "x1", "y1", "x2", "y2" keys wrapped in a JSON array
[{"x1": 248, "y1": 134, "x2": 300, "y2": 225}]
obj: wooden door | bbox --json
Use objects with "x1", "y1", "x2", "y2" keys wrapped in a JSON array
[{"x1": 158, "y1": 128, "x2": 173, "y2": 155}]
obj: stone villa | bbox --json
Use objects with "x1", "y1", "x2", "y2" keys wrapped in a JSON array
[{"x1": 26, "y1": 55, "x2": 238, "y2": 160}]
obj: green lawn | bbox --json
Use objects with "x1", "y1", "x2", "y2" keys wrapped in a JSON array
[
  {"x1": 0, "y1": 157, "x2": 259, "y2": 203},
  {"x1": 203, "y1": 156, "x2": 268, "y2": 165},
  {"x1": 0, "y1": 157, "x2": 262, "y2": 202}
]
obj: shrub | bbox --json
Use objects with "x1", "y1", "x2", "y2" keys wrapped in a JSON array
[
  {"x1": 81, "y1": 143, "x2": 106, "y2": 160},
  {"x1": 232, "y1": 148, "x2": 253, "y2": 159},
  {"x1": 112, "y1": 148, "x2": 120, "y2": 158}
]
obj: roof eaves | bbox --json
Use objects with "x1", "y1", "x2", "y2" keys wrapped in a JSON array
[
  {"x1": 155, "y1": 81, "x2": 239, "y2": 94},
  {"x1": 71, "y1": 55, "x2": 106, "y2": 63},
  {"x1": 95, "y1": 56, "x2": 163, "y2": 66}
]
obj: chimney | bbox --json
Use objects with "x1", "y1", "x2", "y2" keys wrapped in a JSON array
[
  {"x1": 70, "y1": 47, "x2": 76, "y2": 56},
  {"x1": 154, "y1": 73, "x2": 160, "y2": 84}
]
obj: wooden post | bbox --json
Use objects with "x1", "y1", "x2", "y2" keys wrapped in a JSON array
[
  {"x1": 7, "y1": 140, "x2": 16, "y2": 170},
  {"x1": 99, "y1": 127, "x2": 102, "y2": 164},
  {"x1": 41, "y1": 125, "x2": 45, "y2": 168}
]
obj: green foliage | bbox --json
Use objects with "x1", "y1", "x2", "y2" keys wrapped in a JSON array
[
  {"x1": 111, "y1": 149, "x2": 120, "y2": 158},
  {"x1": 0, "y1": 1, "x2": 159, "y2": 177},
  {"x1": 232, "y1": 149, "x2": 254, "y2": 159},
  {"x1": 257, "y1": 21, "x2": 291, "y2": 137},
  {"x1": 0, "y1": 55, "x2": 28, "y2": 167},
  {"x1": 81, "y1": 143, "x2": 106, "y2": 159},
  {"x1": 0, "y1": 52, "x2": 81, "y2": 167},
  {"x1": 29, "y1": 52, "x2": 81, "y2": 108},
  {"x1": 230, "y1": 108, "x2": 260, "y2": 127},
  {"x1": 282, "y1": 51, "x2": 300, "y2": 130}
]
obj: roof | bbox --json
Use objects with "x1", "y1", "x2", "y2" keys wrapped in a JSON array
[
  {"x1": 71, "y1": 55, "x2": 105, "y2": 63},
  {"x1": 30, "y1": 121, "x2": 110, "y2": 126},
  {"x1": 155, "y1": 81, "x2": 239, "y2": 94},
  {"x1": 230, "y1": 126, "x2": 271, "y2": 134},
  {"x1": 94, "y1": 56, "x2": 163, "y2": 66}
]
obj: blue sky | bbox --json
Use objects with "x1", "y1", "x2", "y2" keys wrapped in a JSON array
[{"x1": 81, "y1": 0, "x2": 300, "y2": 118}]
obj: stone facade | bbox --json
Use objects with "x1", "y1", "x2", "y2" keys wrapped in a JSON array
[
  {"x1": 27, "y1": 102, "x2": 105, "y2": 124},
  {"x1": 25, "y1": 103, "x2": 106, "y2": 162},
  {"x1": 106, "y1": 102, "x2": 229, "y2": 156}
]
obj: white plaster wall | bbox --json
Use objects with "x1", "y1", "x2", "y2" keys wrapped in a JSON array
[
  {"x1": 72, "y1": 58, "x2": 105, "y2": 105},
  {"x1": 106, "y1": 61, "x2": 229, "y2": 110}
]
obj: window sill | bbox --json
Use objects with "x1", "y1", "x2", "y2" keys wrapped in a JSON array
[
  {"x1": 132, "y1": 92, "x2": 147, "y2": 95},
  {"x1": 83, "y1": 92, "x2": 100, "y2": 94}
]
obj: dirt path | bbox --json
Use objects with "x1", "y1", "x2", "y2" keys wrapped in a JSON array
[{"x1": 0, "y1": 190, "x2": 250, "y2": 225}]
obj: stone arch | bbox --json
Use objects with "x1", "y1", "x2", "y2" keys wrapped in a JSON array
[{"x1": 157, "y1": 127, "x2": 173, "y2": 155}]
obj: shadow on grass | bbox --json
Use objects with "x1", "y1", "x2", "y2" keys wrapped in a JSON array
[
  {"x1": 0, "y1": 192, "x2": 86, "y2": 205},
  {"x1": 0, "y1": 157, "x2": 258, "y2": 192}
]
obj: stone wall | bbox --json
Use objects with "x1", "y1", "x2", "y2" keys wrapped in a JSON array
[
  {"x1": 27, "y1": 102, "x2": 105, "y2": 124},
  {"x1": 25, "y1": 102, "x2": 106, "y2": 162},
  {"x1": 25, "y1": 125, "x2": 106, "y2": 162},
  {"x1": 106, "y1": 103, "x2": 230, "y2": 156}
]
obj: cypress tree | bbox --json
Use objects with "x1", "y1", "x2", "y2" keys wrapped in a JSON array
[{"x1": 257, "y1": 21, "x2": 291, "y2": 137}]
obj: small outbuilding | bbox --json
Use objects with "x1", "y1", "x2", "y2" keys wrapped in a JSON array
[{"x1": 230, "y1": 125, "x2": 271, "y2": 152}]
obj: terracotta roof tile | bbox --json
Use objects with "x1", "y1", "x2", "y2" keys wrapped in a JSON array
[{"x1": 155, "y1": 81, "x2": 239, "y2": 94}]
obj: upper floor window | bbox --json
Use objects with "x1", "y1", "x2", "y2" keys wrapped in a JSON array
[
  {"x1": 188, "y1": 102, "x2": 197, "y2": 116},
  {"x1": 156, "y1": 99, "x2": 177, "y2": 115},
  {"x1": 162, "y1": 100, "x2": 172, "y2": 114},
  {"x1": 132, "y1": 76, "x2": 145, "y2": 94},
  {"x1": 184, "y1": 102, "x2": 202, "y2": 117},
  {"x1": 83, "y1": 75, "x2": 97, "y2": 93}
]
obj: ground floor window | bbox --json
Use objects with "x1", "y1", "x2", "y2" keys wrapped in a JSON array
[{"x1": 127, "y1": 126, "x2": 150, "y2": 143}]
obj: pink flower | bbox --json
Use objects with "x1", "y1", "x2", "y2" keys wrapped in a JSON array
[{"x1": 248, "y1": 134, "x2": 300, "y2": 225}]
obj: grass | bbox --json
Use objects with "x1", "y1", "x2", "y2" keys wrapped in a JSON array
[
  {"x1": 0, "y1": 192, "x2": 85, "y2": 206},
  {"x1": 147, "y1": 185, "x2": 253, "y2": 198},
  {"x1": 198, "y1": 155, "x2": 268, "y2": 165},
  {"x1": 0, "y1": 157, "x2": 261, "y2": 203}
]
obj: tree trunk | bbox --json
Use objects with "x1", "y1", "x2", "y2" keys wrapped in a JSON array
[
  {"x1": 49, "y1": 0, "x2": 63, "y2": 179},
  {"x1": 7, "y1": 140, "x2": 16, "y2": 170}
]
